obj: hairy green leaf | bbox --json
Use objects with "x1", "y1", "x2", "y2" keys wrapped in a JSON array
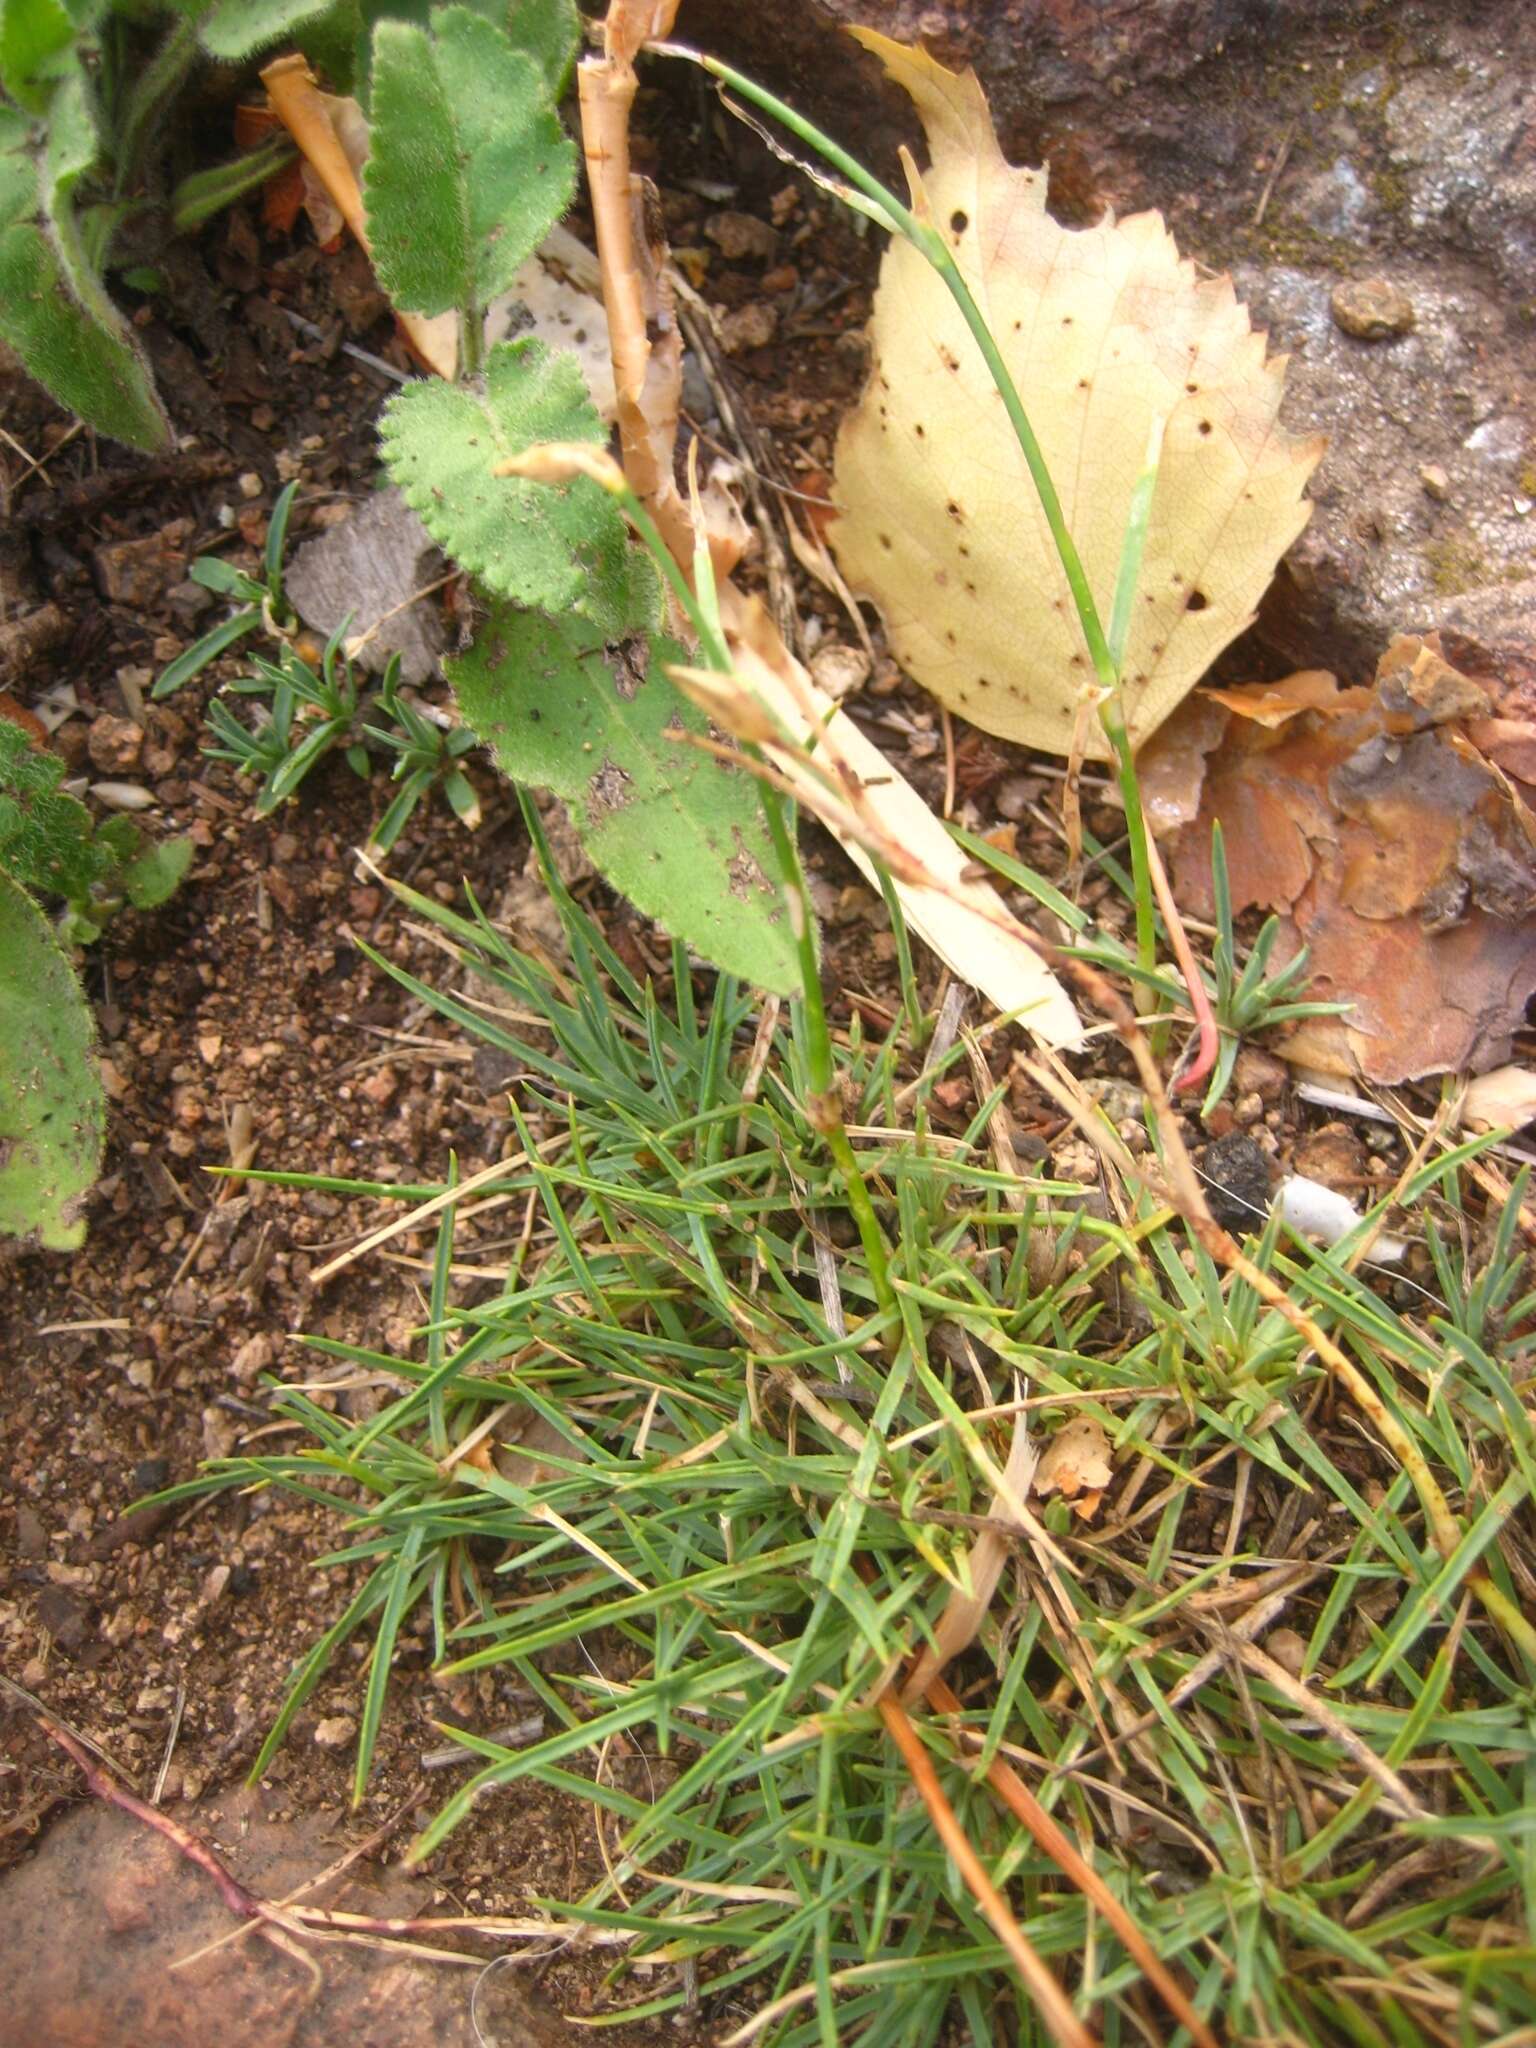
[
  {"x1": 198, "y1": 0, "x2": 340, "y2": 60},
  {"x1": 0, "y1": 720, "x2": 107, "y2": 902},
  {"x1": 0, "y1": 0, "x2": 75, "y2": 112},
  {"x1": 0, "y1": 89, "x2": 170, "y2": 449},
  {"x1": 364, "y1": 6, "x2": 573, "y2": 318},
  {"x1": 381, "y1": 338, "x2": 654, "y2": 636},
  {"x1": 506, "y1": 0, "x2": 579, "y2": 95},
  {"x1": 452, "y1": 604, "x2": 798, "y2": 993},
  {"x1": 121, "y1": 832, "x2": 194, "y2": 909},
  {"x1": 0, "y1": 868, "x2": 104, "y2": 1249}
]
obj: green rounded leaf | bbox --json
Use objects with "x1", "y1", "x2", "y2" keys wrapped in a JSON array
[
  {"x1": 0, "y1": 870, "x2": 104, "y2": 1249},
  {"x1": 452, "y1": 604, "x2": 798, "y2": 994},
  {"x1": 198, "y1": 0, "x2": 340, "y2": 60},
  {"x1": 364, "y1": 6, "x2": 573, "y2": 317},
  {"x1": 121, "y1": 833, "x2": 194, "y2": 910},
  {"x1": 0, "y1": 0, "x2": 76, "y2": 113},
  {"x1": 380, "y1": 337, "x2": 656, "y2": 637}
]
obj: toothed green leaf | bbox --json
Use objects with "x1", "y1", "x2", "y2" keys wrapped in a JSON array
[
  {"x1": 363, "y1": 6, "x2": 573, "y2": 318},
  {"x1": 453, "y1": 604, "x2": 799, "y2": 993},
  {"x1": 505, "y1": 0, "x2": 579, "y2": 95},
  {"x1": 0, "y1": 868, "x2": 104, "y2": 1249},
  {"x1": 380, "y1": 337, "x2": 656, "y2": 637},
  {"x1": 0, "y1": 720, "x2": 108, "y2": 903},
  {"x1": 197, "y1": 0, "x2": 342, "y2": 60}
]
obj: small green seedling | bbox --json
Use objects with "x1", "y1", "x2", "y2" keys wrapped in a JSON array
[
  {"x1": 158, "y1": 479, "x2": 481, "y2": 852},
  {"x1": 358, "y1": 2, "x2": 797, "y2": 987},
  {"x1": 1199, "y1": 819, "x2": 1347, "y2": 1113},
  {"x1": 153, "y1": 478, "x2": 300, "y2": 698},
  {"x1": 0, "y1": 870, "x2": 105, "y2": 1249},
  {"x1": 0, "y1": 702, "x2": 194, "y2": 1246}
]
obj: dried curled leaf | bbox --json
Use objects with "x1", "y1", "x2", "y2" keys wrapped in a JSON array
[
  {"x1": 1033, "y1": 1416, "x2": 1113, "y2": 1520},
  {"x1": 1155, "y1": 637, "x2": 1536, "y2": 1083},
  {"x1": 831, "y1": 32, "x2": 1323, "y2": 758}
]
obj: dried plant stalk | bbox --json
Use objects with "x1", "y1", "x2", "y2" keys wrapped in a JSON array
[{"x1": 577, "y1": 3, "x2": 695, "y2": 570}]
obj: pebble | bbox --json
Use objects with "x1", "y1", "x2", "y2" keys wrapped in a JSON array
[
  {"x1": 237, "y1": 471, "x2": 263, "y2": 500},
  {"x1": 996, "y1": 774, "x2": 1043, "y2": 821},
  {"x1": 231, "y1": 1334, "x2": 274, "y2": 1383},
  {"x1": 704, "y1": 210, "x2": 777, "y2": 262},
  {"x1": 808, "y1": 643, "x2": 870, "y2": 699},
  {"x1": 1198, "y1": 1132, "x2": 1275, "y2": 1234},
  {"x1": 1233, "y1": 1046, "x2": 1288, "y2": 1104},
  {"x1": 313, "y1": 1714, "x2": 357, "y2": 1750},
  {"x1": 1330, "y1": 277, "x2": 1415, "y2": 341},
  {"x1": 1265, "y1": 1628, "x2": 1308, "y2": 1677},
  {"x1": 1419, "y1": 463, "x2": 1450, "y2": 500},
  {"x1": 717, "y1": 302, "x2": 778, "y2": 355},
  {"x1": 87, "y1": 713, "x2": 144, "y2": 774},
  {"x1": 92, "y1": 532, "x2": 187, "y2": 607}
]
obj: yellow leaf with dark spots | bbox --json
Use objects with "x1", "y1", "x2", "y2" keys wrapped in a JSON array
[{"x1": 831, "y1": 31, "x2": 1324, "y2": 758}]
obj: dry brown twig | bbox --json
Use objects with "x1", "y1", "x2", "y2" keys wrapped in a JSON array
[
  {"x1": 875, "y1": 1690, "x2": 1099, "y2": 2048},
  {"x1": 27, "y1": 1703, "x2": 631, "y2": 1976},
  {"x1": 576, "y1": 0, "x2": 697, "y2": 571}
]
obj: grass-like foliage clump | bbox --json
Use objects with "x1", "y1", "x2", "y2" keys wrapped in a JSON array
[{"x1": 161, "y1": 802, "x2": 1536, "y2": 2047}]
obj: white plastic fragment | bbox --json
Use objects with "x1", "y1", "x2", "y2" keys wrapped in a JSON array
[{"x1": 1274, "y1": 1173, "x2": 1406, "y2": 1264}]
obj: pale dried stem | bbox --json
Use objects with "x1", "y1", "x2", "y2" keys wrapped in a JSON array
[{"x1": 578, "y1": 9, "x2": 695, "y2": 572}]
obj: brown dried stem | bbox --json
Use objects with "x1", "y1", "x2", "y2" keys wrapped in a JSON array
[
  {"x1": 578, "y1": 3, "x2": 695, "y2": 572},
  {"x1": 923, "y1": 1676, "x2": 1219, "y2": 2048},
  {"x1": 875, "y1": 1690, "x2": 1098, "y2": 2048}
]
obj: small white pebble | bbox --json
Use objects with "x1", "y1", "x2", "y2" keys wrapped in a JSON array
[
  {"x1": 1274, "y1": 1173, "x2": 1405, "y2": 1262},
  {"x1": 237, "y1": 471, "x2": 263, "y2": 500},
  {"x1": 91, "y1": 780, "x2": 156, "y2": 811}
]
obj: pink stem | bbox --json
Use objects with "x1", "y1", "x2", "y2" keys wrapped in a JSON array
[{"x1": 1143, "y1": 833, "x2": 1218, "y2": 1095}]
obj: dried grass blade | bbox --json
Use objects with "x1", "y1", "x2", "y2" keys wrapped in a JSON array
[
  {"x1": 925, "y1": 1677, "x2": 1218, "y2": 2048},
  {"x1": 876, "y1": 1691, "x2": 1098, "y2": 2048}
]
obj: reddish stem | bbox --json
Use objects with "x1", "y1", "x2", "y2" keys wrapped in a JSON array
[{"x1": 1143, "y1": 831, "x2": 1219, "y2": 1094}]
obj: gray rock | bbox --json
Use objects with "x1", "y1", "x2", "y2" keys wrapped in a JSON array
[
  {"x1": 1237, "y1": 264, "x2": 1534, "y2": 678},
  {"x1": 284, "y1": 488, "x2": 446, "y2": 686},
  {"x1": 1298, "y1": 157, "x2": 1373, "y2": 239},
  {"x1": 1381, "y1": 29, "x2": 1536, "y2": 294}
]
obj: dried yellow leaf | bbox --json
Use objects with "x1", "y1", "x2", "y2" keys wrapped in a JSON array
[
  {"x1": 831, "y1": 32, "x2": 1325, "y2": 759},
  {"x1": 1033, "y1": 1415, "x2": 1113, "y2": 1519}
]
